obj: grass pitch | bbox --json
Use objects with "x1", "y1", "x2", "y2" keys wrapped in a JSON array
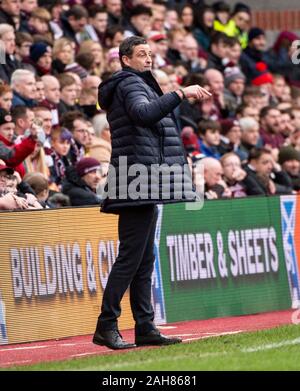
[{"x1": 4, "y1": 325, "x2": 300, "y2": 371}]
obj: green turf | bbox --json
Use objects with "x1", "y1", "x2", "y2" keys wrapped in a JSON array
[{"x1": 3, "y1": 325, "x2": 300, "y2": 371}]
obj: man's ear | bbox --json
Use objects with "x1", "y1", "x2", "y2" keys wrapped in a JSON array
[{"x1": 121, "y1": 55, "x2": 130, "y2": 67}]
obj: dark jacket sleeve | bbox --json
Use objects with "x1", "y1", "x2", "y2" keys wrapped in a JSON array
[
  {"x1": 63, "y1": 186, "x2": 100, "y2": 206},
  {"x1": 120, "y1": 77, "x2": 182, "y2": 127},
  {"x1": 241, "y1": 173, "x2": 268, "y2": 196}
]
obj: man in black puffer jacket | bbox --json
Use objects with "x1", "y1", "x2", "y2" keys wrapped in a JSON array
[{"x1": 93, "y1": 36, "x2": 211, "y2": 350}]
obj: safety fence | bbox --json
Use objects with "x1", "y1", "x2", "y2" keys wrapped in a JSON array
[{"x1": 1, "y1": 195, "x2": 300, "y2": 345}]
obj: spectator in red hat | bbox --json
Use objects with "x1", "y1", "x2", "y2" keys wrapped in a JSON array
[
  {"x1": 0, "y1": 159, "x2": 30, "y2": 210},
  {"x1": 0, "y1": 108, "x2": 37, "y2": 178},
  {"x1": 62, "y1": 156, "x2": 102, "y2": 205}
]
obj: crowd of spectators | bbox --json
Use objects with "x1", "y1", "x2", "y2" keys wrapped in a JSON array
[{"x1": 0, "y1": 0, "x2": 300, "y2": 210}]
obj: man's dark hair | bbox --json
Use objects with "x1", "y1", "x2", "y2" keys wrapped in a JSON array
[
  {"x1": 11, "y1": 105, "x2": 29, "y2": 122},
  {"x1": 130, "y1": 5, "x2": 152, "y2": 18},
  {"x1": 259, "y1": 105, "x2": 279, "y2": 119},
  {"x1": 210, "y1": 31, "x2": 232, "y2": 47},
  {"x1": 119, "y1": 36, "x2": 147, "y2": 68},
  {"x1": 61, "y1": 110, "x2": 86, "y2": 132},
  {"x1": 248, "y1": 147, "x2": 271, "y2": 161},
  {"x1": 88, "y1": 5, "x2": 107, "y2": 18},
  {"x1": 65, "y1": 5, "x2": 88, "y2": 19},
  {"x1": 198, "y1": 119, "x2": 221, "y2": 136}
]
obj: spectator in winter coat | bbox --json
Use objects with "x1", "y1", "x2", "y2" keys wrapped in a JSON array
[
  {"x1": 0, "y1": 108, "x2": 37, "y2": 178},
  {"x1": 62, "y1": 157, "x2": 102, "y2": 206}
]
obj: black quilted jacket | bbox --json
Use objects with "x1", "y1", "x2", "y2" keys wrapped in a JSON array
[{"x1": 98, "y1": 67, "x2": 196, "y2": 213}]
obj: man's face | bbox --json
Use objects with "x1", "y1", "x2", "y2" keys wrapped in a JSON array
[
  {"x1": 122, "y1": 44, "x2": 152, "y2": 72},
  {"x1": 292, "y1": 109, "x2": 300, "y2": 131},
  {"x1": 35, "y1": 109, "x2": 52, "y2": 135},
  {"x1": 222, "y1": 155, "x2": 241, "y2": 181},
  {"x1": 0, "y1": 123, "x2": 15, "y2": 143},
  {"x1": 82, "y1": 170, "x2": 101, "y2": 191},
  {"x1": 73, "y1": 119, "x2": 89, "y2": 146},
  {"x1": 250, "y1": 35, "x2": 266, "y2": 51},
  {"x1": 35, "y1": 81, "x2": 45, "y2": 102},
  {"x1": 171, "y1": 32, "x2": 185, "y2": 52},
  {"x1": 228, "y1": 43, "x2": 242, "y2": 64},
  {"x1": 233, "y1": 11, "x2": 250, "y2": 31},
  {"x1": 44, "y1": 78, "x2": 60, "y2": 104},
  {"x1": 207, "y1": 72, "x2": 224, "y2": 95},
  {"x1": 60, "y1": 84, "x2": 77, "y2": 106},
  {"x1": 91, "y1": 12, "x2": 108, "y2": 33},
  {"x1": 282, "y1": 160, "x2": 300, "y2": 177},
  {"x1": 68, "y1": 16, "x2": 87, "y2": 33},
  {"x1": 204, "y1": 164, "x2": 223, "y2": 187},
  {"x1": 229, "y1": 78, "x2": 245, "y2": 97},
  {"x1": 252, "y1": 153, "x2": 273, "y2": 176},
  {"x1": 19, "y1": 109, "x2": 34, "y2": 131},
  {"x1": 212, "y1": 42, "x2": 228, "y2": 59},
  {"x1": 131, "y1": 14, "x2": 151, "y2": 35},
  {"x1": 21, "y1": 0, "x2": 38, "y2": 13},
  {"x1": 183, "y1": 37, "x2": 199, "y2": 61},
  {"x1": 280, "y1": 113, "x2": 295, "y2": 137},
  {"x1": 1, "y1": 0, "x2": 21, "y2": 16},
  {"x1": 0, "y1": 170, "x2": 10, "y2": 193},
  {"x1": 272, "y1": 78, "x2": 286, "y2": 98},
  {"x1": 15, "y1": 75, "x2": 36, "y2": 99},
  {"x1": 1, "y1": 31, "x2": 15, "y2": 55},
  {"x1": 261, "y1": 109, "x2": 281, "y2": 134},
  {"x1": 242, "y1": 106, "x2": 259, "y2": 122},
  {"x1": 241, "y1": 125, "x2": 260, "y2": 146},
  {"x1": 106, "y1": 0, "x2": 122, "y2": 17}
]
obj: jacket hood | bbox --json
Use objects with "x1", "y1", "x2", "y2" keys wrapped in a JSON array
[{"x1": 98, "y1": 68, "x2": 155, "y2": 110}]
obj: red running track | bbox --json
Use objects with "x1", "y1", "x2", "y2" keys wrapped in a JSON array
[{"x1": 0, "y1": 309, "x2": 295, "y2": 368}]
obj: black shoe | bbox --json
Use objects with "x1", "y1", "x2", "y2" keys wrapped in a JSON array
[
  {"x1": 135, "y1": 329, "x2": 182, "y2": 346},
  {"x1": 93, "y1": 329, "x2": 136, "y2": 350}
]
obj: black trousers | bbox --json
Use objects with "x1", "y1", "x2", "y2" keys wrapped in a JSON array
[{"x1": 97, "y1": 204, "x2": 158, "y2": 335}]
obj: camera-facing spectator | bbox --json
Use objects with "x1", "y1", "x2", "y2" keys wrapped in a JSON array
[
  {"x1": 239, "y1": 116, "x2": 261, "y2": 161},
  {"x1": 62, "y1": 156, "x2": 102, "y2": 206},
  {"x1": 60, "y1": 111, "x2": 89, "y2": 163},
  {"x1": 11, "y1": 105, "x2": 34, "y2": 138},
  {"x1": 198, "y1": 119, "x2": 221, "y2": 159},
  {"x1": 224, "y1": 66, "x2": 245, "y2": 115},
  {"x1": 278, "y1": 146, "x2": 300, "y2": 191},
  {"x1": 11, "y1": 69, "x2": 37, "y2": 108},
  {"x1": 47, "y1": 126, "x2": 73, "y2": 190},
  {"x1": 259, "y1": 106, "x2": 284, "y2": 150},
  {"x1": 57, "y1": 74, "x2": 79, "y2": 117},
  {"x1": 0, "y1": 108, "x2": 37, "y2": 177},
  {"x1": 0, "y1": 24, "x2": 22, "y2": 84},
  {"x1": 40, "y1": 75, "x2": 60, "y2": 125},
  {"x1": 244, "y1": 147, "x2": 293, "y2": 195}
]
